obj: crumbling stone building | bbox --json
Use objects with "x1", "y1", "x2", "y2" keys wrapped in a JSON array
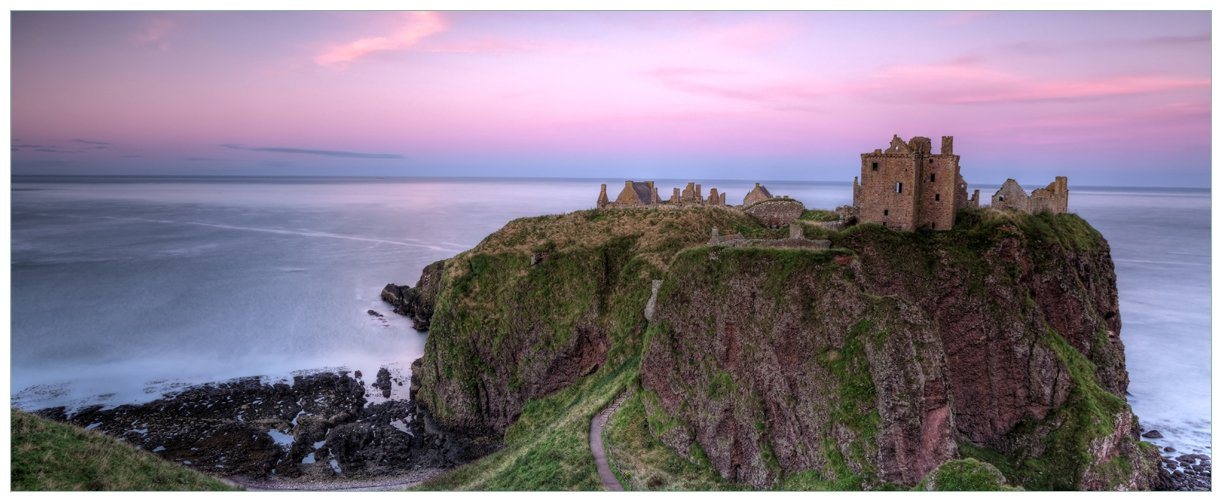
[
  {"x1": 597, "y1": 180, "x2": 727, "y2": 209},
  {"x1": 991, "y1": 177, "x2": 1069, "y2": 214},
  {"x1": 743, "y1": 183, "x2": 773, "y2": 206},
  {"x1": 853, "y1": 135, "x2": 978, "y2": 231}
]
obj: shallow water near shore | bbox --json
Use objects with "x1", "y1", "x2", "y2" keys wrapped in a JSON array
[{"x1": 10, "y1": 176, "x2": 1212, "y2": 458}]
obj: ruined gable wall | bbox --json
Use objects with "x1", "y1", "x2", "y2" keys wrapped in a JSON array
[
  {"x1": 614, "y1": 181, "x2": 645, "y2": 205},
  {"x1": 743, "y1": 184, "x2": 773, "y2": 206},
  {"x1": 991, "y1": 180, "x2": 1029, "y2": 212},
  {"x1": 859, "y1": 153, "x2": 919, "y2": 231}
]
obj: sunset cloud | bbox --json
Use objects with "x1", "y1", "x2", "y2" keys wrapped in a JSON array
[
  {"x1": 862, "y1": 58, "x2": 1209, "y2": 104},
  {"x1": 315, "y1": 11, "x2": 446, "y2": 67},
  {"x1": 132, "y1": 16, "x2": 176, "y2": 51},
  {"x1": 221, "y1": 144, "x2": 404, "y2": 159}
]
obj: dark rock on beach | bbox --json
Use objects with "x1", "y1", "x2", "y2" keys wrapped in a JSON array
[
  {"x1": 33, "y1": 371, "x2": 499, "y2": 485},
  {"x1": 373, "y1": 368, "x2": 393, "y2": 399},
  {"x1": 1142, "y1": 430, "x2": 1164, "y2": 439},
  {"x1": 1157, "y1": 452, "x2": 1211, "y2": 491}
]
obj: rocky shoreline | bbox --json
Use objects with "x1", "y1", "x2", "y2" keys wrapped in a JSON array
[
  {"x1": 32, "y1": 370, "x2": 498, "y2": 490},
  {"x1": 1142, "y1": 429, "x2": 1212, "y2": 491}
]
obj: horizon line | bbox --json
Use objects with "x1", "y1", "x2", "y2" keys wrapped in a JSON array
[{"x1": 9, "y1": 173, "x2": 1211, "y2": 191}]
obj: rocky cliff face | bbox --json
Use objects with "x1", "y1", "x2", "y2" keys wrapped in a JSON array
[
  {"x1": 405, "y1": 208, "x2": 768, "y2": 436},
  {"x1": 394, "y1": 207, "x2": 1160, "y2": 490},
  {"x1": 639, "y1": 212, "x2": 1159, "y2": 490}
]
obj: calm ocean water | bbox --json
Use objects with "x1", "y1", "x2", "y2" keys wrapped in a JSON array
[{"x1": 9, "y1": 177, "x2": 1211, "y2": 455}]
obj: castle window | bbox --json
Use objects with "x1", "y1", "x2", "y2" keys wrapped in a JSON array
[
  {"x1": 999, "y1": 196, "x2": 1005, "y2": 201},
  {"x1": 930, "y1": 173, "x2": 936, "y2": 182},
  {"x1": 895, "y1": 182, "x2": 903, "y2": 193},
  {"x1": 871, "y1": 162, "x2": 879, "y2": 171},
  {"x1": 935, "y1": 193, "x2": 940, "y2": 201},
  {"x1": 883, "y1": 209, "x2": 889, "y2": 216}
]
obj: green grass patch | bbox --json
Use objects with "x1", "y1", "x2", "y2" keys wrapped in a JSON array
[
  {"x1": 799, "y1": 209, "x2": 840, "y2": 222},
  {"x1": 918, "y1": 459, "x2": 1016, "y2": 491},
  {"x1": 11, "y1": 410, "x2": 236, "y2": 491},
  {"x1": 603, "y1": 391, "x2": 741, "y2": 490},
  {"x1": 417, "y1": 358, "x2": 637, "y2": 490}
]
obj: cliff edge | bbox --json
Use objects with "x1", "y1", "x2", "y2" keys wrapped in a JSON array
[{"x1": 390, "y1": 206, "x2": 1161, "y2": 490}]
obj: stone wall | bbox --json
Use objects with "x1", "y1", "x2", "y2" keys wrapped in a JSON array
[
  {"x1": 1029, "y1": 177, "x2": 1069, "y2": 214},
  {"x1": 743, "y1": 198, "x2": 805, "y2": 228},
  {"x1": 858, "y1": 151, "x2": 920, "y2": 231},
  {"x1": 915, "y1": 152, "x2": 960, "y2": 231}
]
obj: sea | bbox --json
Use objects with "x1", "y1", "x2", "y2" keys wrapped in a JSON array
[{"x1": 9, "y1": 176, "x2": 1212, "y2": 456}]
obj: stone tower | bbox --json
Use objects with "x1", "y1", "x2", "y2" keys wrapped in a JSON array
[{"x1": 856, "y1": 134, "x2": 961, "y2": 231}]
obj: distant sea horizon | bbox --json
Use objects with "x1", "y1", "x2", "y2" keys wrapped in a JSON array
[{"x1": 10, "y1": 173, "x2": 1211, "y2": 192}]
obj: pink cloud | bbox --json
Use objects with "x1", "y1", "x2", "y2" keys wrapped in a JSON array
[
  {"x1": 702, "y1": 19, "x2": 798, "y2": 52},
  {"x1": 132, "y1": 16, "x2": 176, "y2": 51},
  {"x1": 863, "y1": 57, "x2": 1209, "y2": 104},
  {"x1": 646, "y1": 66, "x2": 835, "y2": 109},
  {"x1": 949, "y1": 75, "x2": 1209, "y2": 104},
  {"x1": 939, "y1": 11, "x2": 992, "y2": 27},
  {"x1": 315, "y1": 12, "x2": 446, "y2": 67},
  {"x1": 418, "y1": 37, "x2": 590, "y2": 55}
]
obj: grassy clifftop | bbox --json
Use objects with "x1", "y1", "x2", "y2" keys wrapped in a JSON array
[{"x1": 11, "y1": 410, "x2": 236, "y2": 491}]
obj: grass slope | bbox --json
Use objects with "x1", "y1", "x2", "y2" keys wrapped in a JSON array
[
  {"x1": 11, "y1": 410, "x2": 236, "y2": 491},
  {"x1": 417, "y1": 359, "x2": 636, "y2": 490},
  {"x1": 603, "y1": 391, "x2": 741, "y2": 490}
]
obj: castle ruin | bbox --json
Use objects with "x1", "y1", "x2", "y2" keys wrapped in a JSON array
[
  {"x1": 852, "y1": 134, "x2": 978, "y2": 231},
  {"x1": 596, "y1": 181, "x2": 731, "y2": 209},
  {"x1": 595, "y1": 135, "x2": 1070, "y2": 234},
  {"x1": 852, "y1": 134, "x2": 1069, "y2": 231},
  {"x1": 991, "y1": 177, "x2": 1069, "y2": 214}
]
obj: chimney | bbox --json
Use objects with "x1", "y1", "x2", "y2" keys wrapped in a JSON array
[
  {"x1": 597, "y1": 183, "x2": 609, "y2": 208},
  {"x1": 941, "y1": 136, "x2": 954, "y2": 155}
]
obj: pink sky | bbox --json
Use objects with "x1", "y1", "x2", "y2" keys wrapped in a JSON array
[{"x1": 10, "y1": 11, "x2": 1212, "y2": 186}]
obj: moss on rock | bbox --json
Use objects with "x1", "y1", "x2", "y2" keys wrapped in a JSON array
[{"x1": 920, "y1": 459, "x2": 1015, "y2": 491}]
